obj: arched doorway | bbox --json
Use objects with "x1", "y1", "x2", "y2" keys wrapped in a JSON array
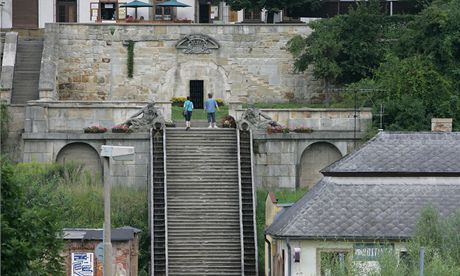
[
  {"x1": 56, "y1": 142, "x2": 102, "y2": 181},
  {"x1": 299, "y1": 142, "x2": 342, "y2": 188}
]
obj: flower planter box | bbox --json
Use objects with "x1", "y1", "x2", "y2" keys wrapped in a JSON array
[{"x1": 83, "y1": 126, "x2": 107, "y2": 133}]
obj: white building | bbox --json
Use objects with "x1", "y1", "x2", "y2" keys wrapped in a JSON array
[
  {"x1": 0, "y1": 0, "x2": 249, "y2": 29},
  {"x1": 265, "y1": 129, "x2": 460, "y2": 275}
]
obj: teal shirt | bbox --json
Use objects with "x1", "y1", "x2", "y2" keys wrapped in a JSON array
[{"x1": 184, "y1": 100, "x2": 194, "y2": 112}]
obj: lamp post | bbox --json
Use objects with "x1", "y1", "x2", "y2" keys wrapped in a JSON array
[{"x1": 100, "y1": 145, "x2": 135, "y2": 276}]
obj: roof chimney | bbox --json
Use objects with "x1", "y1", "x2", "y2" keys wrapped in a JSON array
[{"x1": 431, "y1": 118, "x2": 452, "y2": 132}]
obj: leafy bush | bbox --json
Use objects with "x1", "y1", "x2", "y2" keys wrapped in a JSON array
[
  {"x1": 216, "y1": 98, "x2": 225, "y2": 106},
  {"x1": 2, "y1": 161, "x2": 150, "y2": 275},
  {"x1": 171, "y1": 96, "x2": 186, "y2": 106},
  {"x1": 1, "y1": 159, "x2": 65, "y2": 275}
]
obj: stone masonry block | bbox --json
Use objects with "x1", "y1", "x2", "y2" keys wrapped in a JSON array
[{"x1": 266, "y1": 153, "x2": 281, "y2": 165}]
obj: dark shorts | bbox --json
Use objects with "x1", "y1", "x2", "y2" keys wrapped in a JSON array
[
  {"x1": 207, "y1": 112, "x2": 216, "y2": 123},
  {"x1": 185, "y1": 111, "x2": 192, "y2": 121}
]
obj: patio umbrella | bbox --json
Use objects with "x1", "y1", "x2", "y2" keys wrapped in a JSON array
[
  {"x1": 156, "y1": 0, "x2": 191, "y2": 20},
  {"x1": 120, "y1": 0, "x2": 152, "y2": 20}
]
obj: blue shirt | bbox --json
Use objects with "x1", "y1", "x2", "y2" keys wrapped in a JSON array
[
  {"x1": 184, "y1": 100, "x2": 194, "y2": 112},
  {"x1": 204, "y1": 99, "x2": 218, "y2": 113}
]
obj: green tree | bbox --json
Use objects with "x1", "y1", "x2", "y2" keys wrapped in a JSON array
[
  {"x1": 288, "y1": 1, "x2": 385, "y2": 88},
  {"x1": 397, "y1": 0, "x2": 460, "y2": 90},
  {"x1": 1, "y1": 159, "x2": 64, "y2": 275}
]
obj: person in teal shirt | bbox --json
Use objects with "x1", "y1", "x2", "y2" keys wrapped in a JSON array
[
  {"x1": 204, "y1": 93, "x2": 219, "y2": 128},
  {"x1": 183, "y1": 96, "x2": 194, "y2": 130}
]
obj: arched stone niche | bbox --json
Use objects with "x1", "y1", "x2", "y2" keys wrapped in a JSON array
[
  {"x1": 159, "y1": 60, "x2": 231, "y2": 102},
  {"x1": 56, "y1": 142, "x2": 103, "y2": 181},
  {"x1": 298, "y1": 142, "x2": 342, "y2": 188}
]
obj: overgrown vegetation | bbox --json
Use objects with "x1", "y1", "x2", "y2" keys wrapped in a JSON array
[
  {"x1": 256, "y1": 188, "x2": 308, "y2": 275},
  {"x1": 1, "y1": 160, "x2": 149, "y2": 275},
  {"x1": 320, "y1": 206, "x2": 460, "y2": 275},
  {"x1": 127, "y1": 40, "x2": 134, "y2": 78},
  {"x1": 0, "y1": 103, "x2": 9, "y2": 149},
  {"x1": 288, "y1": 0, "x2": 460, "y2": 131}
]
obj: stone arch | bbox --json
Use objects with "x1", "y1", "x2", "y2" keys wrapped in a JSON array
[
  {"x1": 298, "y1": 142, "x2": 342, "y2": 188},
  {"x1": 56, "y1": 142, "x2": 102, "y2": 181},
  {"x1": 159, "y1": 60, "x2": 231, "y2": 102}
]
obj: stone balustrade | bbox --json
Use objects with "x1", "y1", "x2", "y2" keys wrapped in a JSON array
[
  {"x1": 232, "y1": 107, "x2": 372, "y2": 132},
  {"x1": 24, "y1": 100, "x2": 171, "y2": 133},
  {"x1": 0, "y1": 32, "x2": 18, "y2": 104}
]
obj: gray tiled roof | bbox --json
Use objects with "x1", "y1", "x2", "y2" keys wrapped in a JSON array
[
  {"x1": 266, "y1": 177, "x2": 460, "y2": 239},
  {"x1": 63, "y1": 226, "x2": 141, "y2": 241},
  {"x1": 323, "y1": 132, "x2": 460, "y2": 175}
]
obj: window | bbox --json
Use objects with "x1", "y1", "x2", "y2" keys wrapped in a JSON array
[
  {"x1": 243, "y1": 9, "x2": 261, "y2": 21},
  {"x1": 155, "y1": 6, "x2": 172, "y2": 20},
  {"x1": 320, "y1": 251, "x2": 350, "y2": 276},
  {"x1": 101, "y1": 2, "x2": 117, "y2": 20}
]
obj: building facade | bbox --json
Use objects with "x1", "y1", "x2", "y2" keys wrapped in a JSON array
[
  {"x1": 0, "y1": 0, "x2": 244, "y2": 29},
  {"x1": 265, "y1": 130, "x2": 460, "y2": 275}
]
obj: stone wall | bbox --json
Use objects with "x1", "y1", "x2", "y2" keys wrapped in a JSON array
[
  {"x1": 43, "y1": 23, "x2": 322, "y2": 103},
  {"x1": 253, "y1": 131, "x2": 360, "y2": 189},
  {"x1": 2, "y1": 105, "x2": 25, "y2": 162},
  {"x1": 22, "y1": 132, "x2": 150, "y2": 188}
]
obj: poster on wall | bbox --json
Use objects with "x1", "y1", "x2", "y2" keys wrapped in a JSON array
[
  {"x1": 210, "y1": 6, "x2": 219, "y2": 19},
  {"x1": 71, "y1": 252, "x2": 94, "y2": 276},
  {"x1": 90, "y1": 2, "x2": 99, "y2": 21},
  {"x1": 118, "y1": 3, "x2": 126, "y2": 20}
]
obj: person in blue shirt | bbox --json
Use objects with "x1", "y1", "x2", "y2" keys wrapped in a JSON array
[
  {"x1": 204, "y1": 93, "x2": 219, "y2": 128},
  {"x1": 183, "y1": 96, "x2": 194, "y2": 130}
]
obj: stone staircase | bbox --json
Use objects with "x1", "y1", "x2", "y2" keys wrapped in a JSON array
[
  {"x1": 166, "y1": 128, "x2": 242, "y2": 275},
  {"x1": 150, "y1": 127, "x2": 258, "y2": 275},
  {"x1": 11, "y1": 37, "x2": 43, "y2": 104}
]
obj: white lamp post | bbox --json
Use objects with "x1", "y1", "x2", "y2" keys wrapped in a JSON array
[{"x1": 100, "y1": 145, "x2": 135, "y2": 276}]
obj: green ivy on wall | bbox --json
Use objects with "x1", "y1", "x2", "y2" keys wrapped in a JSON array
[{"x1": 127, "y1": 40, "x2": 135, "y2": 78}]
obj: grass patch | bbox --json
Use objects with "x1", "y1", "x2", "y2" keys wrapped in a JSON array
[
  {"x1": 243, "y1": 102, "x2": 357, "y2": 109},
  {"x1": 256, "y1": 188, "x2": 309, "y2": 275},
  {"x1": 171, "y1": 105, "x2": 229, "y2": 121}
]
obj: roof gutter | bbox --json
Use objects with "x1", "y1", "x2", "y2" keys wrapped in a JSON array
[
  {"x1": 269, "y1": 234, "x2": 410, "y2": 242},
  {"x1": 286, "y1": 238, "x2": 292, "y2": 276}
]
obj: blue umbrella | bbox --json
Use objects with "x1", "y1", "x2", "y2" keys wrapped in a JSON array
[
  {"x1": 156, "y1": 0, "x2": 191, "y2": 20},
  {"x1": 120, "y1": 0, "x2": 153, "y2": 19}
]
